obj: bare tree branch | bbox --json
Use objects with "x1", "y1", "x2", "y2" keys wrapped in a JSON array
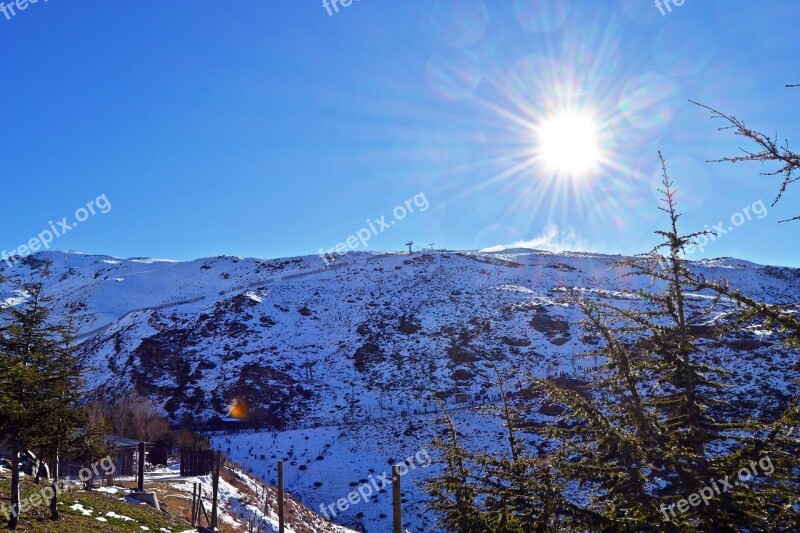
[{"x1": 690, "y1": 99, "x2": 800, "y2": 221}]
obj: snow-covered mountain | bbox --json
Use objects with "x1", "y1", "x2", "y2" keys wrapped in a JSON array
[{"x1": 2, "y1": 249, "x2": 798, "y2": 532}]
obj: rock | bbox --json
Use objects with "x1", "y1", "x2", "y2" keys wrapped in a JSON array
[{"x1": 128, "y1": 492, "x2": 160, "y2": 510}]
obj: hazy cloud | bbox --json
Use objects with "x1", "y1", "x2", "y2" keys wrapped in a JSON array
[{"x1": 480, "y1": 224, "x2": 596, "y2": 253}]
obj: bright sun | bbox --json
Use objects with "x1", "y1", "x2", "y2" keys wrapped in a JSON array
[{"x1": 537, "y1": 111, "x2": 602, "y2": 178}]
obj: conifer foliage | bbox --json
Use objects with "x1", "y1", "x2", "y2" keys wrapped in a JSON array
[
  {"x1": 427, "y1": 368, "x2": 566, "y2": 532},
  {"x1": 0, "y1": 263, "x2": 90, "y2": 529},
  {"x1": 426, "y1": 155, "x2": 800, "y2": 532}
]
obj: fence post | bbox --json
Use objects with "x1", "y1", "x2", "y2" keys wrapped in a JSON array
[
  {"x1": 191, "y1": 483, "x2": 197, "y2": 526},
  {"x1": 393, "y1": 465, "x2": 402, "y2": 533},
  {"x1": 137, "y1": 442, "x2": 145, "y2": 492},
  {"x1": 278, "y1": 460, "x2": 285, "y2": 533},
  {"x1": 211, "y1": 450, "x2": 221, "y2": 530}
]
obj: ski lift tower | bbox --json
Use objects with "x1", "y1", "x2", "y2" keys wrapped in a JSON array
[
  {"x1": 405, "y1": 241, "x2": 414, "y2": 255},
  {"x1": 428, "y1": 242, "x2": 435, "y2": 251}
]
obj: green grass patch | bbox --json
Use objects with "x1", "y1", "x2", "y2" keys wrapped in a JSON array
[{"x1": 0, "y1": 475, "x2": 191, "y2": 532}]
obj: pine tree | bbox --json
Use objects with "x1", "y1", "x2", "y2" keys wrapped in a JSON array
[
  {"x1": 426, "y1": 406, "x2": 482, "y2": 532},
  {"x1": 0, "y1": 263, "x2": 90, "y2": 528},
  {"x1": 426, "y1": 154, "x2": 800, "y2": 531},
  {"x1": 533, "y1": 154, "x2": 800, "y2": 531},
  {"x1": 427, "y1": 367, "x2": 565, "y2": 532}
]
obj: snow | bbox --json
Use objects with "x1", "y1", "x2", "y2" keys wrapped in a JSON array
[
  {"x1": 69, "y1": 503, "x2": 93, "y2": 516},
  {"x1": 94, "y1": 486, "x2": 121, "y2": 494},
  {"x1": 2, "y1": 249, "x2": 797, "y2": 532},
  {"x1": 171, "y1": 471, "x2": 315, "y2": 533},
  {"x1": 106, "y1": 510, "x2": 135, "y2": 521}
]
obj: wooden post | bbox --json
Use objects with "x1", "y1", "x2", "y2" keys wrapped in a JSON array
[
  {"x1": 49, "y1": 480, "x2": 59, "y2": 520},
  {"x1": 392, "y1": 465, "x2": 402, "y2": 533},
  {"x1": 137, "y1": 442, "x2": 145, "y2": 492},
  {"x1": 191, "y1": 483, "x2": 198, "y2": 526},
  {"x1": 278, "y1": 460, "x2": 285, "y2": 533},
  {"x1": 54, "y1": 448, "x2": 60, "y2": 483},
  {"x1": 211, "y1": 450, "x2": 221, "y2": 530}
]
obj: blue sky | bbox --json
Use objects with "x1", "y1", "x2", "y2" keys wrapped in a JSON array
[{"x1": 1, "y1": 0, "x2": 799, "y2": 266}]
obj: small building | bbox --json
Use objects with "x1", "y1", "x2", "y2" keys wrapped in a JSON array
[
  {"x1": 106, "y1": 435, "x2": 154, "y2": 477},
  {"x1": 454, "y1": 392, "x2": 470, "y2": 404}
]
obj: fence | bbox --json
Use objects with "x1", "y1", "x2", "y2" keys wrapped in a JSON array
[
  {"x1": 75, "y1": 296, "x2": 205, "y2": 341},
  {"x1": 180, "y1": 448, "x2": 216, "y2": 477}
]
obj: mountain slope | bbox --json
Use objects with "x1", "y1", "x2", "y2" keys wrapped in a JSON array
[{"x1": 2, "y1": 249, "x2": 798, "y2": 531}]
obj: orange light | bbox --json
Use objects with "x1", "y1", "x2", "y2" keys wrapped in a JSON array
[{"x1": 228, "y1": 398, "x2": 249, "y2": 420}]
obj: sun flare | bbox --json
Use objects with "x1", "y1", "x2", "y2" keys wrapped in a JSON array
[{"x1": 537, "y1": 111, "x2": 602, "y2": 178}]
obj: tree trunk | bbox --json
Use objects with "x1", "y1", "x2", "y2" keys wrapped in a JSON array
[
  {"x1": 9, "y1": 448, "x2": 20, "y2": 530},
  {"x1": 49, "y1": 481, "x2": 59, "y2": 521},
  {"x1": 54, "y1": 447, "x2": 60, "y2": 484}
]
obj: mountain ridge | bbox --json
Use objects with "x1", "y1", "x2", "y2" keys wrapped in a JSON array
[{"x1": 2, "y1": 249, "x2": 798, "y2": 531}]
